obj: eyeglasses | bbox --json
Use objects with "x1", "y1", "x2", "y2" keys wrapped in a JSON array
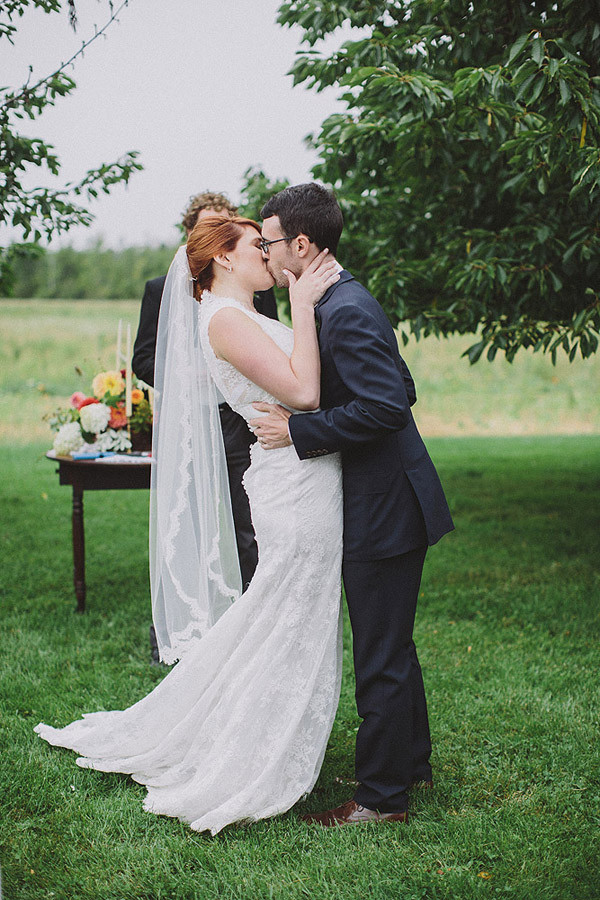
[{"x1": 259, "y1": 236, "x2": 294, "y2": 254}]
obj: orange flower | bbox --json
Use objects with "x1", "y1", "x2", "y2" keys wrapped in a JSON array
[
  {"x1": 131, "y1": 388, "x2": 144, "y2": 405},
  {"x1": 109, "y1": 402, "x2": 128, "y2": 429}
]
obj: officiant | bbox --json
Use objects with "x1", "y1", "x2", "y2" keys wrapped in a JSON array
[{"x1": 132, "y1": 191, "x2": 278, "y2": 662}]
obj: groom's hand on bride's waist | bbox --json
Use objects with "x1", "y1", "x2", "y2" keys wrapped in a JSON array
[{"x1": 250, "y1": 403, "x2": 292, "y2": 450}]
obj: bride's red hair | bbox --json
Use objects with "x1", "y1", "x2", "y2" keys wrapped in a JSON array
[{"x1": 186, "y1": 215, "x2": 262, "y2": 301}]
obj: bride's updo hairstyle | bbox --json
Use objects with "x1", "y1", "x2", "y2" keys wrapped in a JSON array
[{"x1": 186, "y1": 214, "x2": 262, "y2": 302}]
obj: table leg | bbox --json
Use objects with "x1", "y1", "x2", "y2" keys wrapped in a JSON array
[{"x1": 72, "y1": 486, "x2": 86, "y2": 612}]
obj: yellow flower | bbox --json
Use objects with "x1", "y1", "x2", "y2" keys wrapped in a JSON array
[
  {"x1": 92, "y1": 370, "x2": 125, "y2": 399},
  {"x1": 131, "y1": 388, "x2": 144, "y2": 405}
]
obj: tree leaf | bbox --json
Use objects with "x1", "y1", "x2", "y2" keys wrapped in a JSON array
[
  {"x1": 508, "y1": 33, "x2": 529, "y2": 65},
  {"x1": 465, "y1": 340, "x2": 487, "y2": 365},
  {"x1": 559, "y1": 78, "x2": 572, "y2": 103},
  {"x1": 531, "y1": 37, "x2": 544, "y2": 67}
]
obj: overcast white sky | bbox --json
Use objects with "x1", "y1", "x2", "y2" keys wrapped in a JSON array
[{"x1": 1, "y1": 0, "x2": 353, "y2": 249}]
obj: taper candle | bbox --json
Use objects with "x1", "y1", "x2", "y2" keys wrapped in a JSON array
[
  {"x1": 125, "y1": 324, "x2": 132, "y2": 417},
  {"x1": 116, "y1": 319, "x2": 123, "y2": 372}
]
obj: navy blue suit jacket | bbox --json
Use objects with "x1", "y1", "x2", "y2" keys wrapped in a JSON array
[{"x1": 289, "y1": 271, "x2": 454, "y2": 561}]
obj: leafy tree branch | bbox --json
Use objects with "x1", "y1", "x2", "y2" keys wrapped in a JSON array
[
  {"x1": 0, "y1": 0, "x2": 142, "y2": 295},
  {"x1": 272, "y1": 0, "x2": 600, "y2": 363}
]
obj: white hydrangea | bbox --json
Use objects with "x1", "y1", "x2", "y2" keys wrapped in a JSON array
[
  {"x1": 96, "y1": 428, "x2": 132, "y2": 452},
  {"x1": 53, "y1": 422, "x2": 85, "y2": 456},
  {"x1": 79, "y1": 402, "x2": 111, "y2": 435}
]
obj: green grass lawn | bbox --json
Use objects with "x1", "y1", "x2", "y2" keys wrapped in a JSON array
[
  {"x1": 1, "y1": 437, "x2": 598, "y2": 900},
  {"x1": 0, "y1": 300, "x2": 599, "y2": 899}
]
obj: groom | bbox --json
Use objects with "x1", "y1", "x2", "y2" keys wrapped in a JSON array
[{"x1": 251, "y1": 183, "x2": 454, "y2": 826}]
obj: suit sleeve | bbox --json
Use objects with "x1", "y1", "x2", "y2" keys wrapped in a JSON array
[
  {"x1": 132, "y1": 281, "x2": 161, "y2": 387},
  {"x1": 289, "y1": 304, "x2": 413, "y2": 458}
]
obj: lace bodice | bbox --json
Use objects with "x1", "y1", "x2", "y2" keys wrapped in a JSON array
[{"x1": 198, "y1": 292, "x2": 295, "y2": 424}]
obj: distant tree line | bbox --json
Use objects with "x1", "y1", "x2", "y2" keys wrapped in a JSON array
[
  {"x1": 3, "y1": 169, "x2": 289, "y2": 300},
  {"x1": 5, "y1": 242, "x2": 179, "y2": 299}
]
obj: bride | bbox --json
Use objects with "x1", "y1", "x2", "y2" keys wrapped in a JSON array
[{"x1": 35, "y1": 215, "x2": 343, "y2": 835}]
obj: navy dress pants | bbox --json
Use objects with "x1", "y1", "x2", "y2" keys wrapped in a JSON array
[{"x1": 343, "y1": 546, "x2": 432, "y2": 813}]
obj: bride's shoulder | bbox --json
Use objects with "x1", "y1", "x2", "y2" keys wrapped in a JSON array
[
  {"x1": 200, "y1": 291, "x2": 253, "y2": 312},
  {"x1": 203, "y1": 302, "x2": 265, "y2": 351},
  {"x1": 199, "y1": 292, "x2": 243, "y2": 322},
  {"x1": 201, "y1": 294, "x2": 253, "y2": 319}
]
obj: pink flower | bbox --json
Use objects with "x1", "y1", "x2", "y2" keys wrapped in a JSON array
[{"x1": 70, "y1": 392, "x2": 87, "y2": 409}]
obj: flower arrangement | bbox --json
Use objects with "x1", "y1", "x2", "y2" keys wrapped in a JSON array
[{"x1": 47, "y1": 368, "x2": 153, "y2": 457}]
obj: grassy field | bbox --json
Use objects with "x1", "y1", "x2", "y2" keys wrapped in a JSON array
[
  {"x1": 1, "y1": 298, "x2": 599, "y2": 444},
  {"x1": 0, "y1": 300, "x2": 599, "y2": 899}
]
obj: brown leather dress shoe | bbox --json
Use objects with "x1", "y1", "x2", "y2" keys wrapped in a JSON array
[{"x1": 302, "y1": 799, "x2": 408, "y2": 827}]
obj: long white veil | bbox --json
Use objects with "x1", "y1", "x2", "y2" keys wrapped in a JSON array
[{"x1": 149, "y1": 246, "x2": 242, "y2": 664}]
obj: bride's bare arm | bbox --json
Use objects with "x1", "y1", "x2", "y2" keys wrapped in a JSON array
[{"x1": 208, "y1": 251, "x2": 339, "y2": 410}]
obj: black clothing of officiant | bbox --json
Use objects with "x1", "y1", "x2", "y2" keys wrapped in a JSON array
[{"x1": 133, "y1": 275, "x2": 278, "y2": 589}]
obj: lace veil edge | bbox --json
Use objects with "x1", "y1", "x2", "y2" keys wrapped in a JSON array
[{"x1": 149, "y1": 246, "x2": 241, "y2": 663}]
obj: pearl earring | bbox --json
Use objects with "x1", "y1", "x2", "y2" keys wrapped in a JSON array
[{"x1": 228, "y1": 267, "x2": 233, "y2": 273}]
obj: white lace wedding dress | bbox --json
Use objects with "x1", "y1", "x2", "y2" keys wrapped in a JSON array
[{"x1": 35, "y1": 294, "x2": 343, "y2": 835}]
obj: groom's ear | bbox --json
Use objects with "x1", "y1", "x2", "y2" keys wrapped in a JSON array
[{"x1": 294, "y1": 233, "x2": 312, "y2": 258}]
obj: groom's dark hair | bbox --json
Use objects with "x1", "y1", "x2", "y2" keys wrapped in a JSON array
[{"x1": 261, "y1": 183, "x2": 343, "y2": 255}]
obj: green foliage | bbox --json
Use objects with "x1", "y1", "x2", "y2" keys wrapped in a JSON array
[
  {"x1": 129, "y1": 397, "x2": 152, "y2": 434},
  {"x1": 240, "y1": 166, "x2": 292, "y2": 312},
  {"x1": 43, "y1": 404, "x2": 78, "y2": 432},
  {"x1": 277, "y1": 0, "x2": 600, "y2": 363},
  {"x1": 238, "y1": 165, "x2": 291, "y2": 220},
  {"x1": 5, "y1": 241, "x2": 178, "y2": 299},
  {"x1": 0, "y1": 1, "x2": 142, "y2": 295}
]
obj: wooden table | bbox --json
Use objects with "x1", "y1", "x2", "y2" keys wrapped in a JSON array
[{"x1": 46, "y1": 452, "x2": 152, "y2": 612}]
